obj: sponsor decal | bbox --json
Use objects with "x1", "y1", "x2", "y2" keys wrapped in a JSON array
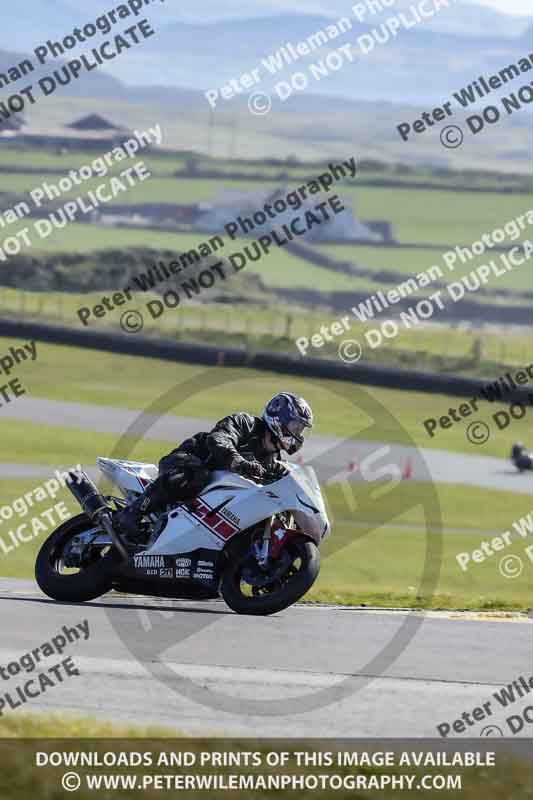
[
  {"x1": 220, "y1": 508, "x2": 241, "y2": 527},
  {"x1": 187, "y1": 498, "x2": 239, "y2": 540},
  {"x1": 159, "y1": 568, "x2": 173, "y2": 578},
  {"x1": 133, "y1": 555, "x2": 165, "y2": 569},
  {"x1": 176, "y1": 557, "x2": 192, "y2": 567},
  {"x1": 175, "y1": 568, "x2": 190, "y2": 578}
]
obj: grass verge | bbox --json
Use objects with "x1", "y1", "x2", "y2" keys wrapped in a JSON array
[
  {"x1": 4, "y1": 337, "x2": 530, "y2": 458},
  {"x1": 0, "y1": 714, "x2": 531, "y2": 798}
]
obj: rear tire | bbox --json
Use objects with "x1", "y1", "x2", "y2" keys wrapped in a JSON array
[
  {"x1": 35, "y1": 513, "x2": 121, "y2": 602},
  {"x1": 221, "y1": 534, "x2": 319, "y2": 616}
]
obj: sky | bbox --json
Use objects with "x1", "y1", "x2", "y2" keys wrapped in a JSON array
[{"x1": 470, "y1": 0, "x2": 531, "y2": 13}]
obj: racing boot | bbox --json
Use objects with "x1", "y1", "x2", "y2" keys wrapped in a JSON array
[{"x1": 115, "y1": 479, "x2": 170, "y2": 543}]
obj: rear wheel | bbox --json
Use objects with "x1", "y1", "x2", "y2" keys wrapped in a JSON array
[
  {"x1": 221, "y1": 534, "x2": 319, "y2": 615},
  {"x1": 35, "y1": 513, "x2": 121, "y2": 602}
]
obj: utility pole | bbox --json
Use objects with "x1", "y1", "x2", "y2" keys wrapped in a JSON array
[
  {"x1": 207, "y1": 107, "x2": 215, "y2": 158},
  {"x1": 229, "y1": 112, "x2": 238, "y2": 161}
]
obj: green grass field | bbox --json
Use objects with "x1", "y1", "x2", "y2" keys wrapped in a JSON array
[
  {"x1": 3, "y1": 336, "x2": 530, "y2": 457},
  {"x1": 4, "y1": 142, "x2": 533, "y2": 191},
  {"x1": 339, "y1": 185, "x2": 533, "y2": 246},
  {"x1": 10, "y1": 223, "x2": 532, "y2": 296},
  {"x1": 6, "y1": 226, "x2": 362, "y2": 293},
  {"x1": 315, "y1": 242, "x2": 533, "y2": 294},
  {"x1": 7, "y1": 178, "x2": 533, "y2": 254},
  {"x1": 3, "y1": 142, "x2": 533, "y2": 257},
  {"x1": 2, "y1": 140, "x2": 533, "y2": 311}
]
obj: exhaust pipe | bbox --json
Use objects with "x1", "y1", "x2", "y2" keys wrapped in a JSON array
[
  {"x1": 66, "y1": 470, "x2": 109, "y2": 520},
  {"x1": 66, "y1": 470, "x2": 128, "y2": 560}
]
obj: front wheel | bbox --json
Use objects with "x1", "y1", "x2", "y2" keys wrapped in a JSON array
[
  {"x1": 221, "y1": 534, "x2": 320, "y2": 616},
  {"x1": 35, "y1": 513, "x2": 121, "y2": 602}
]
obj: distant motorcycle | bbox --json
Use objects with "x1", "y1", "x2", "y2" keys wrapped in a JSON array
[
  {"x1": 511, "y1": 443, "x2": 533, "y2": 472},
  {"x1": 35, "y1": 457, "x2": 330, "y2": 615}
]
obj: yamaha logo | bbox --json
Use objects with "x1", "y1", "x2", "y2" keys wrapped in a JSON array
[
  {"x1": 133, "y1": 555, "x2": 164, "y2": 568},
  {"x1": 220, "y1": 507, "x2": 240, "y2": 526}
]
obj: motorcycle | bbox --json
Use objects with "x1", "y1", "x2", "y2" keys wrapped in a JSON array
[
  {"x1": 35, "y1": 457, "x2": 330, "y2": 615},
  {"x1": 511, "y1": 443, "x2": 533, "y2": 472}
]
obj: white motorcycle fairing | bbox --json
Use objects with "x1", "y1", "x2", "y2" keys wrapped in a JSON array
[
  {"x1": 97, "y1": 457, "x2": 158, "y2": 495},
  {"x1": 97, "y1": 456, "x2": 330, "y2": 558}
]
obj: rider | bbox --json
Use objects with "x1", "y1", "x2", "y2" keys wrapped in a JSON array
[
  {"x1": 511, "y1": 442, "x2": 532, "y2": 471},
  {"x1": 116, "y1": 392, "x2": 313, "y2": 540}
]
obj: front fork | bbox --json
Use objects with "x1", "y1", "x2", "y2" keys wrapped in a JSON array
[
  {"x1": 256, "y1": 516, "x2": 272, "y2": 568},
  {"x1": 255, "y1": 516, "x2": 296, "y2": 568}
]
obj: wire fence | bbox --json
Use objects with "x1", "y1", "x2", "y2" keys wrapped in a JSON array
[{"x1": 0, "y1": 286, "x2": 529, "y2": 371}]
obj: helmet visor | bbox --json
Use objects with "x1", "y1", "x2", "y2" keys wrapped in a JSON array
[{"x1": 286, "y1": 418, "x2": 312, "y2": 438}]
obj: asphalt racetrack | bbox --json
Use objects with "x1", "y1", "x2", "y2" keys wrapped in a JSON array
[
  {"x1": 1, "y1": 578, "x2": 531, "y2": 737},
  {"x1": 1, "y1": 396, "x2": 532, "y2": 493}
]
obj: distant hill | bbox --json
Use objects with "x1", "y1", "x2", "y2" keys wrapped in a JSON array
[
  {"x1": 1, "y1": 3, "x2": 532, "y2": 106},
  {"x1": 57, "y1": 0, "x2": 533, "y2": 37},
  {"x1": 114, "y1": 13, "x2": 533, "y2": 105},
  {"x1": 0, "y1": 46, "x2": 122, "y2": 98}
]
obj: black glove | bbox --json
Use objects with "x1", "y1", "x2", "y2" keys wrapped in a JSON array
[{"x1": 231, "y1": 456, "x2": 266, "y2": 481}]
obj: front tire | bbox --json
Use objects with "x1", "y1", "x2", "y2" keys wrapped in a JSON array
[
  {"x1": 221, "y1": 534, "x2": 320, "y2": 616},
  {"x1": 35, "y1": 513, "x2": 121, "y2": 602}
]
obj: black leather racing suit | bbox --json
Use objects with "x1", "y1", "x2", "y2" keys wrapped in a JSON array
[
  {"x1": 116, "y1": 414, "x2": 282, "y2": 538},
  {"x1": 155, "y1": 413, "x2": 281, "y2": 505}
]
